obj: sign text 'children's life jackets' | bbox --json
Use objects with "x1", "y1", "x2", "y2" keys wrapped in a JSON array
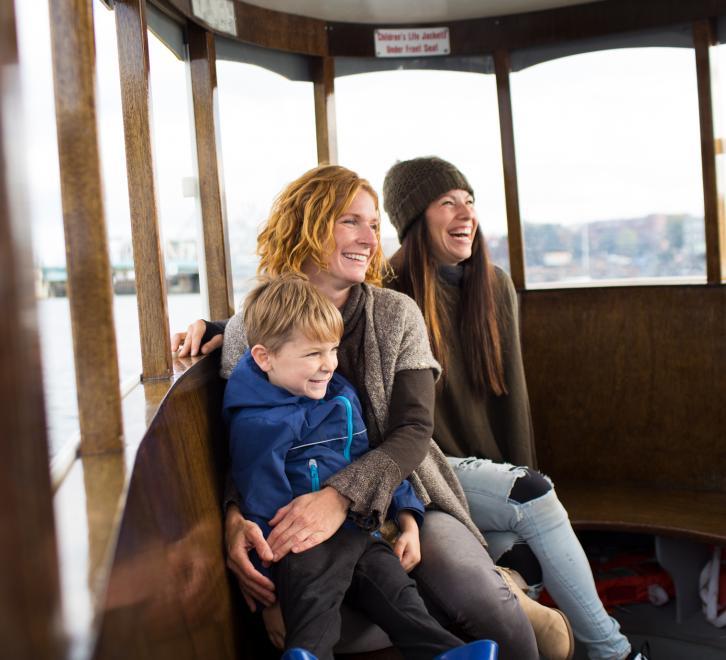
[{"x1": 374, "y1": 28, "x2": 450, "y2": 58}]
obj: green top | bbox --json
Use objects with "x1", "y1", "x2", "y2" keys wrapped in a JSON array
[{"x1": 432, "y1": 264, "x2": 536, "y2": 468}]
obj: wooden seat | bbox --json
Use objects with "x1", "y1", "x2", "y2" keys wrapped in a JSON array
[
  {"x1": 520, "y1": 284, "x2": 726, "y2": 544},
  {"x1": 521, "y1": 284, "x2": 726, "y2": 621},
  {"x1": 554, "y1": 481, "x2": 726, "y2": 544}
]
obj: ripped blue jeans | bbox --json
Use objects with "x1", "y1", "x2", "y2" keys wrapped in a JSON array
[{"x1": 449, "y1": 456, "x2": 631, "y2": 660}]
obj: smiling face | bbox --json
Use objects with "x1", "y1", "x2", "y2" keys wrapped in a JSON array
[
  {"x1": 302, "y1": 188, "x2": 379, "y2": 300},
  {"x1": 424, "y1": 189, "x2": 478, "y2": 266},
  {"x1": 253, "y1": 330, "x2": 339, "y2": 399}
]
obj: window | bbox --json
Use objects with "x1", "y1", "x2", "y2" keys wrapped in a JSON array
[
  {"x1": 148, "y1": 27, "x2": 208, "y2": 327},
  {"x1": 336, "y1": 69, "x2": 509, "y2": 269},
  {"x1": 511, "y1": 48, "x2": 705, "y2": 285},
  {"x1": 93, "y1": 0, "x2": 142, "y2": 387},
  {"x1": 16, "y1": 0, "x2": 77, "y2": 462},
  {"x1": 216, "y1": 61, "x2": 317, "y2": 307}
]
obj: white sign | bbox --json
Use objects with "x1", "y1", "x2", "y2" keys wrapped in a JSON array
[
  {"x1": 191, "y1": 0, "x2": 237, "y2": 36},
  {"x1": 374, "y1": 27, "x2": 450, "y2": 58}
]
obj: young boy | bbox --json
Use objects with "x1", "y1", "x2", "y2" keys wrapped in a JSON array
[{"x1": 223, "y1": 274, "x2": 467, "y2": 660}]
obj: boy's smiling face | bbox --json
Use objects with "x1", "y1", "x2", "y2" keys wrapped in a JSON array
[{"x1": 252, "y1": 330, "x2": 339, "y2": 399}]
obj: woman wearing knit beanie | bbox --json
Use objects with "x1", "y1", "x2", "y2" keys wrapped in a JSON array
[{"x1": 384, "y1": 156, "x2": 637, "y2": 660}]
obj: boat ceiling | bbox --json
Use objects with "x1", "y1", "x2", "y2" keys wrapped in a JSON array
[{"x1": 241, "y1": 0, "x2": 603, "y2": 24}]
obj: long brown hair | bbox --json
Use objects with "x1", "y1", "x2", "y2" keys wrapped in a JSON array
[{"x1": 388, "y1": 217, "x2": 507, "y2": 396}]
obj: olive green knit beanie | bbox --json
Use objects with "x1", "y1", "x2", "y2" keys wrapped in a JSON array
[{"x1": 383, "y1": 156, "x2": 473, "y2": 241}]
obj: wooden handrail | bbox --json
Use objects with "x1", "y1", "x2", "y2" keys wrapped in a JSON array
[
  {"x1": 49, "y1": 0, "x2": 124, "y2": 454},
  {"x1": 0, "y1": 3, "x2": 63, "y2": 658},
  {"x1": 693, "y1": 19, "x2": 726, "y2": 284},
  {"x1": 494, "y1": 50, "x2": 526, "y2": 290},
  {"x1": 188, "y1": 22, "x2": 235, "y2": 320},
  {"x1": 115, "y1": 0, "x2": 173, "y2": 379},
  {"x1": 313, "y1": 56, "x2": 338, "y2": 164}
]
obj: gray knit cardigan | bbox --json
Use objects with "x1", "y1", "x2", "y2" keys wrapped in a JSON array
[{"x1": 221, "y1": 283, "x2": 486, "y2": 547}]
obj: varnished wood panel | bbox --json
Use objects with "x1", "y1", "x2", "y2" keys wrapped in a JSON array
[
  {"x1": 313, "y1": 56, "x2": 338, "y2": 164},
  {"x1": 521, "y1": 286, "x2": 726, "y2": 492},
  {"x1": 154, "y1": 0, "x2": 326, "y2": 55},
  {"x1": 328, "y1": 0, "x2": 726, "y2": 58},
  {"x1": 188, "y1": 23, "x2": 235, "y2": 320},
  {"x1": 693, "y1": 19, "x2": 726, "y2": 284},
  {"x1": 49, "y1": 0, "x2": 123, "y2": 453},
  {"x1": 115, "y1": 0, "x2": 173, "y2": 379},
  {"x1": 0, "y1": 3, "x2": 62, "y2": 657},
  {"x1": 494, "y1": 50, "x2": 525, "y2": 290},
  {"x1": 93, "y1": 355, "x2": 239, "y2": 659}
]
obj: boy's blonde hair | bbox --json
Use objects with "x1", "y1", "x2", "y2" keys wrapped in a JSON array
[{"x1": 243, "y1": 273, "x2": 343, "y2": 353}]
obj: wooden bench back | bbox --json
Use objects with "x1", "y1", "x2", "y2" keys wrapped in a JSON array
[
  {"x1": 520, "y1": 285, "x2": 726, "y2": 493},
  {"x1": 93, "y1": 355, "x2": 244, "y2": 660}
]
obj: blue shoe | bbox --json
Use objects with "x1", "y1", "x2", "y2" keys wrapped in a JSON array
[
  {"x1": 281, "y1": 649, "x2": 318, "y2": 660},
  {"x1": 435, "y1": 639, "x2": 499, "y2": 660}
]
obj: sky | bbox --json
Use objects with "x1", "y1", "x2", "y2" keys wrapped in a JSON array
[{"x1": 13, "y1": 0, "x2": 721, "y2": 268}]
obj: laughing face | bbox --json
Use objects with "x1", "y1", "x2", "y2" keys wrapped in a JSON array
[
  {"x1": 303, "y1": 188, "x2": 379, "y2": 298},
  {"x1": 424, "y1": 189, "x2": 478, "y2": 266},
  {"x1": 255, "y1": 330, "x2": 338, "y2": 399}
]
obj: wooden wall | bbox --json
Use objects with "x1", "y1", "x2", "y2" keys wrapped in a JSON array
[{"x1": 521, "y1": 286, "x2": 726, "y2": 492}]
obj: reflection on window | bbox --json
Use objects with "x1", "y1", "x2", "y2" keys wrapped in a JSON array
[
  {"x1": 16, "y1": 0, "x2": 78, "y2": 461},
  {"x1": 216, "y1": 62, "x2": 317, "y2": 306},
  {"x1": 148, "y1": 29, "x2": 207, "y2": 327},
  {"x1": 93, "y1": 0, "x2": 142, "y2": 386},
  {"x1": 336, "y1": 69, "x2": 509, "y2": 270},
  {"x1": 511, "y1": 48, "x2": 705, "y2": 285}
]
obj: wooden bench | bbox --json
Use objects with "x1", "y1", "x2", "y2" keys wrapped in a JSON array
[
  {"x1": 520, "y1": 284, "x2": 726, "y2": 620},
  {"x1": 91, "y1": 353, "x2": 402, "y2": 659}
]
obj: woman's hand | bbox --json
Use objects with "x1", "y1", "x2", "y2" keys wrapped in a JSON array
[
  {"x1": 393, "y1": 511, "x2": 421, "y2": 573},
  {"x1": 267, "y1": 487, "x2": 350, "y2": 560},
  {"x1": 171, "y1": 319, "x2": 223, "y2": 357},
  {"x1": 262, "y1": 603, "x2": 286, "y2": 650},
  {"x1": 225, "y1": 505, "x2": 276, "y2": 611}
]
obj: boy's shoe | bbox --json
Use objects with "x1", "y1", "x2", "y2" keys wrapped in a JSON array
[
  {"x1": 628, "y1": 642, "x2": 651, "y2": 660},
  {"x1": 281, "y1": 649, "x2": 318, "y2": 660},
  {"x1": 435, "y1": 639, "x2": 499, "y2": 660}
]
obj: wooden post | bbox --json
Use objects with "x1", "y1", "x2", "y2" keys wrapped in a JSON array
[
  {"x1": 313, "y1": 56, "x2": 338, "y2": 165},
  {"x1": 0, "y1": 2, "x2": 63, "y2": 657},
  {"x1": 188, "y1": 22, "x2": 235, "y2": 320},
  {"x1": 494, "y1": 50, "x2": 526, "y2": 290},
  {"x1": 115, "y1": 0, "x2": 173, "y2": 379},
  {"x1": 693, "y1": 19, "x2": 726, "y2": 284},
  {"x1": 48, "y1": 0, "x2": 123, "y2": 453}
]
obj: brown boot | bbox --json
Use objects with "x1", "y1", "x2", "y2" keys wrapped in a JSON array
[{"x1": 497, "y1": 567, "x2": 574, "y2": 660}]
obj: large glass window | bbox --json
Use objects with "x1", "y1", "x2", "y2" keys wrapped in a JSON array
[
  {"x1": 511, "y1": 48, "x2": 705, "y2": 285},
  {"x1": 336, "y1": 69, "x2": 509, "y2": 269},
  {"x1": 94, "y1": 1, "x2": 142, "y2": 387},
  {"x1": 148, "y1": 28, "x2": 207, "y2": 328},
  {"x1": 16, "y1": 0, "x2": 78, "y2": 463},
  {"x1": 216, "y1": 61, "x2": 317, "y2": 307}
]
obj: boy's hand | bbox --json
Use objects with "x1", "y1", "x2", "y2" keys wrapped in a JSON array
[
  {"x1": 262, "y1": 603, "x2": 286, "y2": 650},
  {"x1": 393, "y1": 511, "x2": 421, "y2": 572}
]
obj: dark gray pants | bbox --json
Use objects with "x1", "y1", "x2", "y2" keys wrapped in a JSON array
[
  {"x1": 412, "y1": 511, "x2": 539, "y2": 660},
  {"x1": 276, "y1": 526, "x2": 464, "y2": 660}
]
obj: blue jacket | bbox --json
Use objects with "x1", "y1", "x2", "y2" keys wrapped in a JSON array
[{"x1": 223, "y1": 351, "x2": 424, "y2": 546}]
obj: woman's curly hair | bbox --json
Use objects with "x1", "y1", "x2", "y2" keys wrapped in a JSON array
[{"x1": 257, "y1": 165, "x2": 386, "y2": 287}]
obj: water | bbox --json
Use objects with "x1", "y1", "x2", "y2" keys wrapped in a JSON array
[{"x1": 37, "y1": 293, "x2": 206, "y2": 460}]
